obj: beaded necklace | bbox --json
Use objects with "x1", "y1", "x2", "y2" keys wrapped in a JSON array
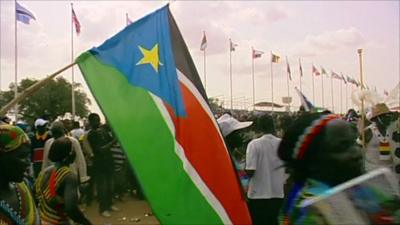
[{"x1": 0, "y1": 183, "x2": 25, "y2": 225}]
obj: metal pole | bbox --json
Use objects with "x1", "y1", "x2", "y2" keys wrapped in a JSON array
[
  {"x1": 271, "y1": 51, "x2": 274, "y2": 112},
  {"x1": 345, "y1": 82, "x2": 348, "y2": 111},
  {"x1": 286, "y1": 56, "x2": 290, "y2": 111},
  {"x1": 340, "y1": 80, "x2": 343, "y2": 114},
  {"x1": 229, "y1": 39, "x2": 233, "y2": 112},
  {"x1": 321, "y1": 73, "x2": 324, "y2": 108},
  {"x1": 71, "y1": 3, "x2": 76, "y2": 121},
  {"x1": 252, "y1": 47, "x2": 255, "y2": 110},
  {"x1": 312, "y1": 64, "x2": 315, "y2": 103},
  {"x1": 14, "y1": 0, "x2": 18, "y2": 122},
  {"x1": 330, "y1": 75, "x2": 334, "y2": 112},
  {"x1": 358, "y1": 49, "x2": 366, "y2": 149},
  {"x1": 204, "y1": 47, "x2": 206, "y2": 92},
  {"x1": 299, "y1": 58, "x2": 302, "y2": 93}
]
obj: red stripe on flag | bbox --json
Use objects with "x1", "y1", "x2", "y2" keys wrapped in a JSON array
[
  {"x1": 72, "y1": 8, "x2": 81, "y2": 35},
  {"x1": 164, "y1": 78, "x2": 251, "y2": 225}
]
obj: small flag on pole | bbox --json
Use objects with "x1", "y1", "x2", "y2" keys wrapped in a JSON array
[
  {"x1": 312, "y1": 65, "x2": 321, "y2": 76},
  {"x1": 299, "y1": 58, "x2": 303, "y2": 77},
  {"x1": 295, "y1": 87, "x2": 315, "y2": 112},
  {"x1": 331, "y1": 71, "x2": 341, "y2": 80},
  {"x1": 320, "y1": 66, "x2": 327, "y2": 75},
  {"x1": 286, "y1": 56, "x2": 291, "y2": 81},
  {"x1": 346, "y1": 75, "x2": 358, "y2": 86},
  {"x1": 126, "y1": 13, "x2": 133, "y2": 26},
  {"x1": 230, "y1": 39, "x2": 238, "y2": 52},
  {"x1": 271, "y1": 53, "x2": 280, "y2": 63},
  {"x1": 72, "y1": 5, "x2": 81, "y2": 35},
  {"x1": 200, "y1": 31, "x2": 207, "y2": 51},
  {"x1": 16, "y1": 2, "x2": 36, "y2": 24},
  {"x1": 384, "y1": 90, "x2": 389, "y2": 96},
  {"x1": 252, "y1": 49, "x2": 264, "y2": 59}
]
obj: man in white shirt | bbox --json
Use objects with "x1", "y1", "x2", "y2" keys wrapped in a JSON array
[{"x1": 245, "y1": 114, "x2": 286, "y2": 225}]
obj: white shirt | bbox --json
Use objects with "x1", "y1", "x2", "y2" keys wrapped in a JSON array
[
  {"x1": 42, "y1": 136, "x2": 90, "y2": 183},
  {"x1": 245, "y1": 134, "x2": 286, "y2": 199}
]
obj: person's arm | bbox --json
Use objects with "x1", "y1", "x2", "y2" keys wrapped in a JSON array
[
  {"x1": 87, "y1": 130, "x2": 116, "y2": 154},
  {"x1": 63, "y1": 173, "x2": 92, "y2": 225},
  {"x1": 245, "y1": 141, "x2": 257, "y2": 178}
]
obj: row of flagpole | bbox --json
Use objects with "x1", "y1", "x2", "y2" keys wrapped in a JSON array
[
  {"x1": 199, "y1": 31, "x2": 366, "y2": 113},
  {"x1": 9, "y1": 2, "x2": 373, "y2": 118}
]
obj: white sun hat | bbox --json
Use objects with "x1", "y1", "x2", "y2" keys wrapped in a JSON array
[
  {"x1": 217, "y1": 113, "x2": 253, "y2": 137},
  {"x1": 34, "y1": 118, "x2": 49, "y2": 128}
]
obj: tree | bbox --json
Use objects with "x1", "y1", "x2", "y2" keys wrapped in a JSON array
[{"x1": 0, "y1": 77, "x2": 91, "y2": 124}]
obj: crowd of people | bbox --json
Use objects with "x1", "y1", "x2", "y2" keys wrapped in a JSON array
[
  {"x1": 0, "y1": 113, "x2": 143, "y2": 225},
  {"x1": 0, "y1": 102, "x2": 399, "y2": 225}
]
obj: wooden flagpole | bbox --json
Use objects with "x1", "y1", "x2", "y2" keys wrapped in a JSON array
[{"x1": 358, "y1": 49, "x2": 366, "y2": 149}]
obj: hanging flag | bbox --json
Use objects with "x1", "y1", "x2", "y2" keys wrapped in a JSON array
[
  {"x1": 126, "y1": 13, "x2": 133, "y2": 26},
  {"x1": 200, "y1": 31, "x2": 207, "y2": 51},
  {"x1": 341, "y1": 73, "x2": 347, "y2": 84},
  {"x1": 299, "y1": 58, "x2": 303, "y2": 77},
  {"x1": 331, "y1": 71, "x2": 341, "y2": 80},
  {"x1": 76, "y1": 5, "x2": 251, "y2": 225},
  {"x1": 252, "y1": 49, "x2": 264, "y2": 59},
  {"x1": 286, "y1": 56, "x2": 291, "y2": 81},
  {"x1": 71, "y1": 5, "x2": 81, "y2": 35},
  {"x1": 384, "y1": 90, "x2": 389, "y2": 96},
  {"x1": 312, "y1": 65, "x2": 321, "y2": 76},
  {"x1": 16, "y1": 2, "x2": 36, "y2": 24},
  {"x1": 320, "y1": 66, "x2": 327, "y2": 75},
  {"x1": 346, "y1": 75, "x2": 358, "y2": 86},
  {"x1": 271, "y1": 53, "x2": 280, "y2": 63},
  {"x1": 295, "y1": 87, "x2": 315, "y2": 112},
  {"x1": 230, "y1": 39, "x2": 238, "y2": 52}
]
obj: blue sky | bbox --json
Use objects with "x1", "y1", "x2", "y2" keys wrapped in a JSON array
[{"x1": 1, "y1": 1, "x2": 399, "y2": 115}]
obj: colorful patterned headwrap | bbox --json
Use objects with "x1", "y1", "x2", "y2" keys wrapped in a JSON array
[
  {"x1": 292, "y1": 114, "x2": 340, "y2": 160},
  {"x1": 0, "y1": 125, "x2": 30, "y2": 154}
]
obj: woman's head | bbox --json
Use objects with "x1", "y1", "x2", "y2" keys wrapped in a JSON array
[
  {"x1": 0, "y1": 125, "x2": 31, "y2": 183},
  {"x1": 278, "y1": 113, "x2": 364, "y2": 186},
  {"x1": 49, "y1": 137, "x2": 75, "y2": 165}
]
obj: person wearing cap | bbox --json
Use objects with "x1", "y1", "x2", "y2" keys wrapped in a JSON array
[
  {"x1": 30, "y1": 118, "x2": 52, "y2": 178},
  {"x1": 364, "y1": 103, "x2": 400, "y2": 176},
  {"x1": 0, "y1": 124, "x2": 40, "y2": 225},
  {"x1": 217, "y1": 113, "x2": 253, "y2": 192},
  {"x1": 35, "y1": 137, "x2": 92, "y2": 225},
  {"x1": 42, "y1": 121, "x2": 89, "y2": 184},
  {"x1": 245, "y1": 114, "x2": 286, "y2": 225},
  {"x1": 278, "y1": 113, "x2": 364, "y2": 224}
]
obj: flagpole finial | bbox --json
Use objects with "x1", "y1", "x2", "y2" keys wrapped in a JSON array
[{"x1": 357, "y1": 48, "x2": 363, "y2": 54}]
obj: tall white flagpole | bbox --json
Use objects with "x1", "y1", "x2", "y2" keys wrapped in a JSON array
[
  {"x1": 330, "y1": 74, "x2": 334, "y2": 112},
  {"x1": 14, "y1": 0, "x2": 19, "y2": 121},
  {"x1": 286, "y1": 56, "x2": 290, "y2": 111},
  {"x1": 229, "y1": 39, "x2": 233, "y2": 112},
  {"x1": 340, "y1": 79, "x2": 343, "y2": 114},
  {"x1": 271, "y1": 51, "x2": 274, "y2": 112},
  {"x1": 312, "y1": 64, "x2": 315, "y2": 103},
  {"x1": 251, "y1": 47, "x2": 255, "y2": 110},
  {"x1": 71, "y1": 3, "x2": 76, "y2": 121},
  {"x1": 345, "y1": 81, "x2": 348, "y2": 110},
  {"x1": 321, "y1": 71, "x2": 324, "y2": 108}
]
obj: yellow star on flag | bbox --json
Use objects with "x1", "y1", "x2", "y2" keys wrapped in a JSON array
[{"x1": 136, "y1": 44, "x2": 163, "y2": 73}]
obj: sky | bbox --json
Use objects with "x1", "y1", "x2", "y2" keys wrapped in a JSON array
[{"x1": 1, "y1": 0, "x2": 399, "y2": 116}]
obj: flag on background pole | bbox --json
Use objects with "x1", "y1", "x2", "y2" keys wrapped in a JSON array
[
  {"x1": 76, "y1": 5, "x2": 251, "y2": 225},
  {"x1": 126, "y1": 13, "x2": 133, "y2": 26},
  {"x1": 312, "y1": 65, "x2": 321, "y2": 76},
  {"x1": 230, "y1": 39, "x2": 238, "y2": 52},
  {"x1": 252, "y1": 49, "x2": 264, "y2": 58},
  {"x1": 299, "y1": 58, "x2": 303, "y2": 77},
  {"x1": 271, "y1": 53, "x2": 280, "y2": 63},
  {"x1": 384, "y1": 90, "x2": 389, "y2": 96},
  {"x1": 16, "y1": 2, "x2": 36, "y2": 24},
  {"x1": 286, "y1": 56, "x2": 291, "y2": 81},
  {"x1": 320, "y1": 66, "x2": 327, "y2": 75},
  {"x1": 72, "y1": 5, "x2": 81, "y2": 35},
  {"x1": 200, "y1": 31, "x2": 207, "y2": 51},
  {"x1": 331, "y1": 71, "x2": 341, "y2": 80},
  {"x1": 295, "y1": 87, "x2": 315, "y2": 112}
]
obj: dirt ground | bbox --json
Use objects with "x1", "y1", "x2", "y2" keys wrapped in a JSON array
[{"x1": 82, "y1": 196, "x2": 160, "y2": 225}]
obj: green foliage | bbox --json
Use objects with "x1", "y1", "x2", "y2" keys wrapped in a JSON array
[{"x1": 0, "y1": 77, "x2": 90, "y2": 124}]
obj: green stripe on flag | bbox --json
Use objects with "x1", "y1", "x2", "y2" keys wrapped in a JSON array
[{"x1": 77, "y1": 52, "x2": 223, "y2": 224}]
